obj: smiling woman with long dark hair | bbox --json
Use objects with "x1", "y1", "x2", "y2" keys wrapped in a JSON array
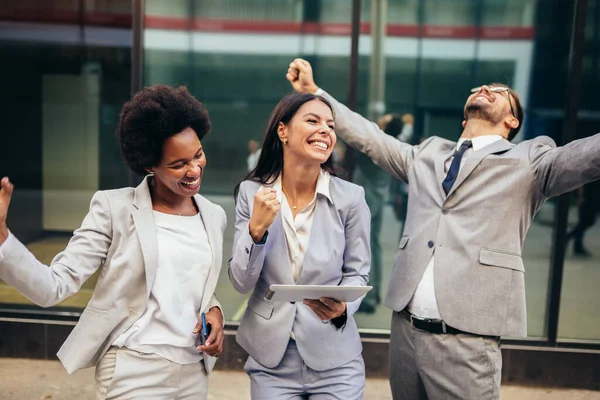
[
  {"x1": 229, "y1": 92, "x2": 371, "y2": 399},
  {"x1": 243, "y1": 93, "x2": 337, "y2": 186},
  {"x1": 0, "y1": 85, "x2": 226, "y2": 399}
]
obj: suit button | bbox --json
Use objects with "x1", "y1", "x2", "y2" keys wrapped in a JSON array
[
  {"x1": 245, "y1": 248, "x2": 249, "y2": 254},
  {"x1": 428, "y1": 241, "x2": 434, "y2": 248},
  {"x1": 441, "y1": 208, "x2": 448, "y2": 214}
]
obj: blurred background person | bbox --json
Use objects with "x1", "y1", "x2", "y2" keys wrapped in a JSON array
[
  {"x1": 567, "y1": 181, "x2": 600, "y2": 257},
  {"x1": 398, "y1": 113, "x2": 414, "y2": 143},
  {"x1": 247, "y1": 139, "x2": 262, "y2": 172},
  {"x1": 355, "y1": 113, "x2": 403, "y2": 314},
  {"x1": 390, "y1": 113, "x2": 421, "y2": 239}
]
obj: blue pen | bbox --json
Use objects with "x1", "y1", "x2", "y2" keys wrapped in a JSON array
[{"x1": 201, "y1": 313, "x2": 208, "y2": 337}]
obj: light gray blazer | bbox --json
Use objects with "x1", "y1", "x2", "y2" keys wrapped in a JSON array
[
  {"x1": 321, "y1": 90, "x2": 600, "y2": 337},
  {"x1": 0, "y1": 177, "x2": 225, "y2": 374},
  {"x1": 229, "y1": 177, "x2": 370, "y2": 371}
]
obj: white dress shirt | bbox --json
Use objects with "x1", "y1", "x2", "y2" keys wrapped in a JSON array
[
  {"x1": 261, "y1": 169, "x2": 331, "y2": 282},
  {"x1": 113, "y1": 211, "x2": 212, "y2": 364},
  {"x1": 407, "y1": 135, "x2": 504, "y2": 319}
]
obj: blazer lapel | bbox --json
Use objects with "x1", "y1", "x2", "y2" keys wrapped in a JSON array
[
  {"x1": 256, "y1": 182, "x2": 295, "y2": 284},
  {"x1": 196, "y1": 195, "x2": 219, "y2": 311},
  {"x1": 435, "y1": 149, "x2": 455, "y2": 197},
  {"x1": 446, "y1": 139, "x2": 515, "y2": 197},
  {"x1": 131, "y1": 177, "x2": 159, "y2": 299}
]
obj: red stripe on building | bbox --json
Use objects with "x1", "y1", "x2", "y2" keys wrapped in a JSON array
[
  {"x1": 145, "y1": 17, "x2": 535, "y2": 40},
  {"x1": 0, "y1": 8, "x2": 535, "y2": 40},
  {"x1": 0, "y1": 8, "x2": 132, "y2": 28}
]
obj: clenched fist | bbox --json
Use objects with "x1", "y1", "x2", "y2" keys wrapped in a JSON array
[
  {"x1": 248, "y1": 188, "x2": 281, "y2": 243},
  {"x1": 286, "y1": 58, "x2": 320, "y2": 95}
]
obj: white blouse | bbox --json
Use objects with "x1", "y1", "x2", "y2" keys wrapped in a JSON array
[{"x1": 113, "y1": 211, "x2": 212, "y2": 364}]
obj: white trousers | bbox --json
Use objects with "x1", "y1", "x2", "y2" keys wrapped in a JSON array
[{"x1": 95, "y1": 348, "x2": 208, "y2": 400}]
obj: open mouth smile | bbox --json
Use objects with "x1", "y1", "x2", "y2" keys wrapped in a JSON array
[
  {"x1": 308, "y1": 140, "x2": 330, "y2": 150},
  {"x1": 181, "y1": 178, "x2": 200, "y2": 187}
]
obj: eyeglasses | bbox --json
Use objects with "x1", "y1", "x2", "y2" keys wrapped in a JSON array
[{"x1": 470, "y1": 86, "x2": 517, "y2": 120}]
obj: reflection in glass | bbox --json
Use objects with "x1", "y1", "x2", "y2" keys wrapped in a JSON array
[
  {"x1": 0, "y1": 0, "x2": 132, "y2": 308},
  {"x1": 1, "y1": 0, "x2": 597, "y2": 343},
  {"x1": 558, "y1": 0, "x2": 600, "y2": 340}
]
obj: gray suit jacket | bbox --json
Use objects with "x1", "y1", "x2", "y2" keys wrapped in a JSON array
[
  {"x1": 0, "y1": 177, "x2": 225, "y2": 373},
  {"x1": 321, "y1": 90, "x2": 600, "y2": 337},
  {"x1": 229, "y1": 177, "x2": 370, "y2": 371}
]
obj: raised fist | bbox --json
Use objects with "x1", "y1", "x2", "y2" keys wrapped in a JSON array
[{"x1": 286, "y1": 58, "x2": 319, "y2": 94}]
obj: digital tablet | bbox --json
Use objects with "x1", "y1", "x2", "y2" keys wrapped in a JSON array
[{"x1": 265, "y1": 284, "x2": 372, "y2": 302}]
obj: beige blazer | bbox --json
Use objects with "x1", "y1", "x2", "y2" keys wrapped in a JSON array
[
  {"x1": 321, "y1": 90, "x2": 600, "y2": 337},
  {"x1": 0, "y1": 177, "x2": 226, "y2": 374}
]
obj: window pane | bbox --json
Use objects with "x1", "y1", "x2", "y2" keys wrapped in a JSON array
[
  {"x1": 358, "y1": 0, "x2": 579, "y2": 338},
  {"x1": 482, "y1": 0, "x2": 536, "y2": 27},
  {"x1": 388, "y1": 0, "x2": 420, "y2": 24},
  {"x1": 423, "y1": 0, "x2": 478, "y2": 26},
  {"x1": 0, "y1": 0, "x2": 132, "y2": 309},
  {"x1": 558, "y1": 0, "x2": 600, "y2": 342}
]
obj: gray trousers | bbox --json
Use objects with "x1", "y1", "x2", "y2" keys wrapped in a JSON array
[
  {"x1": 244, "y1": 340, "x2": 365, "y2": 399},
  {"x1": 389, "y1": 311, "x2": 502, "y2": 400},
  {"x1": 95, "y1": 348, "x2": 208, "y2": 400}
]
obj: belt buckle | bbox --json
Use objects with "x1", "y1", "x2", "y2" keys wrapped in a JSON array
[
  {"x1": 409, "y1": 313, "x2": 425, "y2": 326},
  {"x1": 409, "y1": 313, "x2": 447, "y2": 334},
  {"x1": 409, "y1": 313, "x2": 420, "y2": 326}
]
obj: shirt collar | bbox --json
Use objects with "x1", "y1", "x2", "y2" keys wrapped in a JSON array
[
  {"x1": 315, "y1": 169, "x2": 332, "y2": 203},
  {"x1": 457, "y1": 135, "x2": 503, "y2": 152},
  {"x1": 269, "y1": 169, "x2": 332, "y2": 204}
]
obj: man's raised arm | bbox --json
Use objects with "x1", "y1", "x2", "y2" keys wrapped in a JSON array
[
  {"x1": 530, "y1": 133, "x2": 600, "y2": 198},
  {"x1": 286, "y1": 58, "x2": 419, "y2": 183}
]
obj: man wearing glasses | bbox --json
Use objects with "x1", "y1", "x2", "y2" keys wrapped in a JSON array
[{"x1": 286, "y1": 58, "x2": 600, "y2": 400}]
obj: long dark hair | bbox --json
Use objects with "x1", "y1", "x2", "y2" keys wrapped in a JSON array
[{"x1": 235, "y1": 93, "x2": 338, "y2": 198}]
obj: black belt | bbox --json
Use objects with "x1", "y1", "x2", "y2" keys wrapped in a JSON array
[{"x1": 399, "y1": 309, "x2": 467, "y2": 335}]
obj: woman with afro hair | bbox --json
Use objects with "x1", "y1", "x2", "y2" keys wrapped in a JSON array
[{"x1": 0, "y1": 84, "x2": 226, "y2": 399}]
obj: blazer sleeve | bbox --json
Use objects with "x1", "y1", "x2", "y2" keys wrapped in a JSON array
[
  {"x1": 228, "y1": 181, "x2": 268, "y2": 294},
  {"x1": 203, "y1": 206, "x2": 227, "y2": 318},
  {"x1": 206, "y1": 294, "x2": 223, "y2": 318},
  {"x1": 0, "y1": 191, "x2": 112, "y2": 307},
  {"x1": 530, "y1": 133, "x2": 600, "y2": 198},
  {"x1": 319, "y1": 89, "x2": 418, "y2": 183},
  {"x1": 338, "y1": 186, "x2": 371, "y2": 319}
]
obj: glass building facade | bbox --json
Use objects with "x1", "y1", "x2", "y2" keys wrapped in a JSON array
[{"x1": 1, "y1": 0, "x2": 599, "y2": 352}]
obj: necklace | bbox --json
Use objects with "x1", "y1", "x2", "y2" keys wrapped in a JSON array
[
  {"x1": 281, "y1": 187, "x2": 298, "y2": 210},
  {"x1": 155, "y1": 199, "x2": 181, "y2": 216}
]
